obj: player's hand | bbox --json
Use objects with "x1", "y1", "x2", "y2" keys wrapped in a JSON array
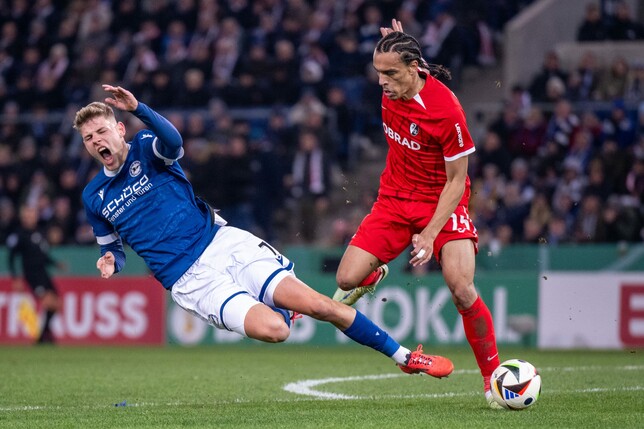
[
  {"x1": 410, "y1": 233, "x2": 433, "y2": 267},
  {"x1": 103, "y1": 84, "x2": 139, "y2": 112},
  {"x1": 97, "y1": 252, "x2": 116, "y2": 279},
  {"x1": 380, "y1": 19, "x2": 404, "y2": 37}
]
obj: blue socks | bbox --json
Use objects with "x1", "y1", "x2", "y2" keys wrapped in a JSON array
[
  {"x1": 271, "y1": 306, "x2": 291, "y2": 328},
  {"x1": 342, "y1": 310, "x2": 400, "y2": 357}
]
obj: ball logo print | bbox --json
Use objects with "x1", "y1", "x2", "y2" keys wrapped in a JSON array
[{"x1": 490, "y1": 359, "x2": 541, "y2": 410}]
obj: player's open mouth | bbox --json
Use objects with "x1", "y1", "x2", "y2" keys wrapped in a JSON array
[{"x1": 98, "y1": 147, "x2": 112, "y2": 161}]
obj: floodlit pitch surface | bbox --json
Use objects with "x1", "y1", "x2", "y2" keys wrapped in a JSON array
[{"x1": 0, "y1": 345, "x2": 642, "y2": 428}]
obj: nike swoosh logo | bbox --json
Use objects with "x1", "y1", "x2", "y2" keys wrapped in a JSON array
[{"x1": 487, "y1": 353, "x2": 499, "y2": 361}]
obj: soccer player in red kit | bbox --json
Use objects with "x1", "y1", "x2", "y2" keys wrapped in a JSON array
[{"x1": 332, "y1": 20, "x2": 502, "y2": 409}]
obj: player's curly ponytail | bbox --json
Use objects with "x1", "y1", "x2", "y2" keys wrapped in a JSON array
[{"x1": 375, "y1": 32, "x2": 451, "y2": 81}]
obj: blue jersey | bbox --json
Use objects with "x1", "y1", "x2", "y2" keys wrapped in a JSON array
[{"x1": 82, "y1": 103, "x2": 220, "y2": 289}]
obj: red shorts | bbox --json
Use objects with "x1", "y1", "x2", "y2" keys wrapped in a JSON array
[{"x1": 349, "y1": 195, "x2": 478, "y2": 263}]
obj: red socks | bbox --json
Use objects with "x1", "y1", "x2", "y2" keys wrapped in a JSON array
[
  {"x1": 358, "y1": 268, "x2": 379, "y2": 287},
  {"x1": 458, "y1": 296, "x2": 500, "y2": 391}
]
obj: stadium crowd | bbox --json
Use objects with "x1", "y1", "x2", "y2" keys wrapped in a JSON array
[{"x1": 0, "y1": 0, "x2": 642, "y2": 252}]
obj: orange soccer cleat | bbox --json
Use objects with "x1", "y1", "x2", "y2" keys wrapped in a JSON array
[{"x1": 398, "y1": 344, "x2": 454, "y2": 378}]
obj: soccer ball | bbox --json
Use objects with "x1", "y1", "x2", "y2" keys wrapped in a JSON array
[{"x1": 490, "y1": 359, "x2": 541, "y2": 410}]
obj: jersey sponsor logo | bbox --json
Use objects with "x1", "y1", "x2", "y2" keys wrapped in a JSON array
[
  {"x1": 129, "y1": 160, "x2": 142, "y2": 177},
  {"x1": 141, "y1": 133, "x2": 153, "y2": 139},
  {"x1": 101, "y1": 174, "x2": 153, "y2": 222},
  {"x1": 409, "y1": 122, "x2": 419, "y2": 136},
  {"x1": 382, "y1": 122, "x2": 421, "y2": 151},
  {"x1": 455, "y1": 123, "x2": 464, "y2": 147}
]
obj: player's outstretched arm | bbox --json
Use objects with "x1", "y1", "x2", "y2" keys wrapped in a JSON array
[
  {"x1": 105, "y1": 84, "x2": 183, "y2": 159},
  {"x1": 380, "y1": 19, "x2": 404, "y2": 37}
]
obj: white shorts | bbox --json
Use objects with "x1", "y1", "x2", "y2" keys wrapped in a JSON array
[{"x1": 170, "y1": 226, "x2": 295, "y2": 336}]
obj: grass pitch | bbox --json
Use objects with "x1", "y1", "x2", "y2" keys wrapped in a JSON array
[{"x1": 0, "y1": 345, "x2": 641, "y2": 428}]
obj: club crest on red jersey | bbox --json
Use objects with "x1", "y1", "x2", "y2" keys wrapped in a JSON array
[{"x1": 410, "y1": 122, "x2": 419, "y2": 136}]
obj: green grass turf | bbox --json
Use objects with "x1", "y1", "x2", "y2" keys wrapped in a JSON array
[{"x1": 0, "y1": 345, "x2": 642, "y2": 428}]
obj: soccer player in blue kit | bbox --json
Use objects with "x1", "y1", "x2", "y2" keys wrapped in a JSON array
[{"x1": 75, "y1": 84, "x2": 453, "y2": 378}]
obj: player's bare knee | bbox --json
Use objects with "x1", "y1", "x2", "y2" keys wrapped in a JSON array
[
  {"x1": 451, "y1": 285, "x2": 477, "y2": 310},
  {"x1": 259, "y1": 322, "x2": 290, "y2": 343},
  {"x1": 336, "y1": 273, "x2": 357, "y2": 291}
]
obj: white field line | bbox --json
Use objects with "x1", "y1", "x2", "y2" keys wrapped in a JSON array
[
  {"x1": 282, "y1": 365, "x2": 644, "y2": 400},
  {"x1": 1, "y1": 365, "x2": 643, "y2": 412}
]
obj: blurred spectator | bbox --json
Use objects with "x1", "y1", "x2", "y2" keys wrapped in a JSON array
[
  {"x1": 572, "y1": 193, "x2": 602, "y2": 242},
  {"x1": 509, "y1": 158, "x2": 536, "y2": 204},
  {"x1": 545, "y1": 215, "x2": 571, "y2": 245},
  {"x1": 595, "y1": 196, "x2": 642, "y2": 242},
  {"x1": 489, "y1": 104, "x2": 521, "y2": 151},
  {"x1": 471, "y1": 163, "x2": 506, "y2": 229},
  {"x1": 507, "y1": 84, "x2": 532, "y2": 119},
  {"x1": 476, "y1": 130, "x2": 512, "y2": 178},
  {"x1": 598, "y1": 139, "x2": 630, "y2": 194},
  {"x1": 47, "y1": 196, "x2": 75, "y2": 245},
  {"x1": 607, "y1": 0, "x2": 644, "y2": 41},
  {"x1": 176, "y1": 68, "x2": 211, "y2": 108},
  {"x1": 421, "y1": 6, "x2": 467, "y2": 89},
  {"x1": 285, "y1": 129, "x2": 332, "y2": 243},
  {"x1": 357, "y1": 3, "x2": 384, "y2": 55},
  {"x1": 148, "y1": 69, "x2": 176, "y2": 109},
  {"x1": 77, "y1": 0, "x2": 113, "y2": 49},
  {"x1": 553, "y1": 158, "x2": 587, "y2": 205},
  {"x1": 496, "y1": 182, "x2": 530, "y2": 238},
  {"x1": 123, "y1": 42, "x2": 159, "y2": 87},
  {"x1": 325, "y1": 85, "x2": 354, "y2": 170},
  {"x1": 577, "y1": 2, "x2": 608, "y2": 41},
  {"x1": 0, "y1": 197, "x2": 16, "y2": 243},
  {"x1": 522, "y1": 216, "x2": 545, "y2": 243},
  {"x1": 583, "y1": 158, "x2": 612, "y2": 201},
  {"x1": 267, "y1": 38, "x2": 301, "y2": 104},
  {"x1": 328, "y1": 29, "x2": 366, "y2": 81},
  {"x1": 7, "y1": 204, "x2": 62, "y2": 343},
  {"x1": 216, "y1": 134, "x2": 256, "y2": 232},
  {"x1": 566, "y1": 128, "x2": 595, "y2": 173},
  {"x1": 597, "y1": 56, "x2": 629, "y2": 101},
  {"x1": 545, "y1": 99, "x2": 580, "y2": 150},
  {"x1": 0, "y1": 21, "x2": 21, "y2": 59},
  {"x1": 110, "y1": 0, "x2": 141, "y2": 35},
  {"x1": 234, "y1": 43, "x2": 272, "y2": 89},
  {"x1": 566, "y1": 51, "x2": 601, "y2": 102},
  {"x1": 35, "y1": 43, "x2": 69, "y2": 108},
  {"x1": 528, "y1": 51, "x2": 569, "y2": 102},
  {"x1": 624, "y1": 62, "x2": 644, "y2": 102},
  {"x1": 527, "y1": 192, "x2": 552, "y2": 232},
  {"x1": 212, "y1": 37, "x2": 240, "y2": 89},
  {"x1": 624, "y1": 156, "x2": 644, "y2": 204},
  {"x1": 508, "y1": 106, "x2": 546, "y2": 158},
  {"x1": 601, "y1": 99, "x2": 637, "y2": 149}
]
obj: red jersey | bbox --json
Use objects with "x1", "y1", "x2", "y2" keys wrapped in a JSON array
[{"x1": 379, "y1": 72, "x2": 475, "y2": 204}]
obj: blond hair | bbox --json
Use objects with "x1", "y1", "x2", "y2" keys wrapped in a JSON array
[{"x1": 73, "y1": 102, "x2": 116, "y2": 130}]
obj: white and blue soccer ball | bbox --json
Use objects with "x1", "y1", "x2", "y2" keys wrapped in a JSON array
[{"x1": 490, "y1": 359, "x2": 541, "y2": 410}]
